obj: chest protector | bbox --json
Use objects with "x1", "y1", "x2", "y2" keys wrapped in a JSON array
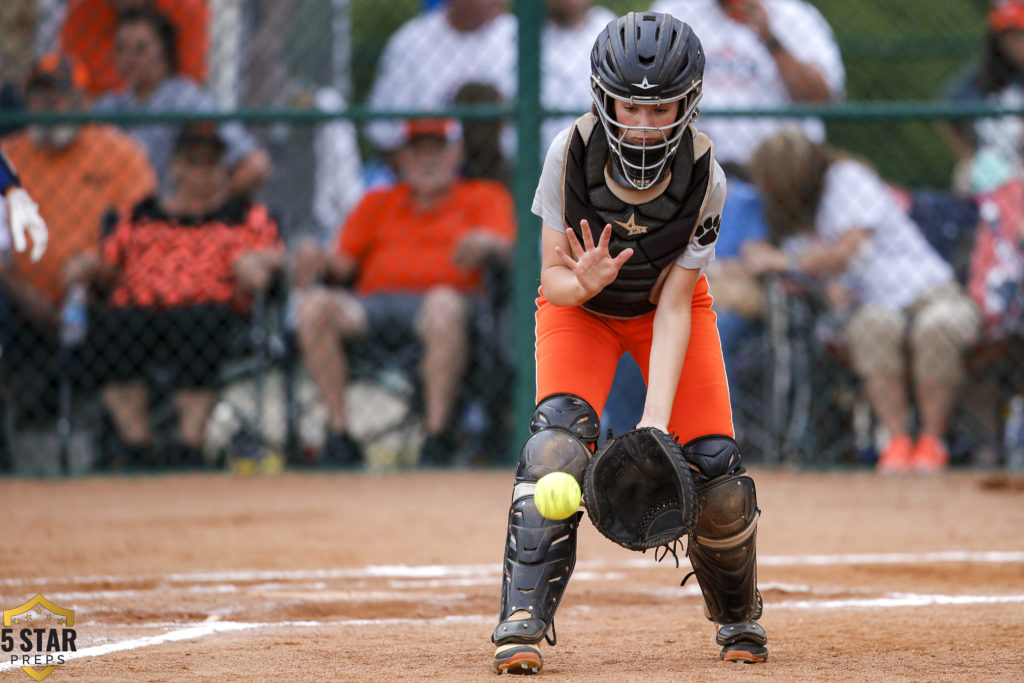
[{"x1": 562, "y1": 114, "x2": 713, "y2": 318}]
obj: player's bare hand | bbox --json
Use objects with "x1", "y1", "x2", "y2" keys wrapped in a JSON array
[{"x1": 555, "y1": 220, "x2": 633, "y2": 298}]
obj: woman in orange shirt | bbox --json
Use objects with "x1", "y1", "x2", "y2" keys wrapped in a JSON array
[{"x1": 492, "y1": 12, "x2": 767, "y2": 674}]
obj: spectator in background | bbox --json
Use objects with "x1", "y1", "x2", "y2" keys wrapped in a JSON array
[
  {"x1": 540, "y1": 0, "x2": 616, "y2": 151},
  {"x1": 364, "y1": 0, "x2": 516, "y2": 158},
  {"x1": 59, "y1": 0, "x2": 208, "y2": 97},
  {"x1": 291, "y1": 118, "x2": 515, "y2": 468},
  {"x1": 0, "y1": 53, "x2": 156, "y2": 423},
  {"x1": 93, "y1": 7, "x2": 270, "y2": 195},
  {"x1": 450, "y1": 0, "x2": 616, "y2": 185},
  {"x1": 742, "y1": 129, "x2": 980, "y2": 474},
  {"x1": 65, "y1": 123, "x2": 283, "y2": 469},
  {"x1": 942, "y1": 0, "x2": 1024, "y2": 195},
  {"x1": 261, "y1": 87, "x2": 366, "y2": 247},
  {"x1": 236, "y1": 1, "x2": 366, "y2": 245},
  {"x1": 0, "y1": 0, "x2": 37, "y2": 137},
  {"x1": 366, "y1": 1, "x2": 616, "y2": 181},
  {"x1": 650, "y1": 0, "x2": 844, "y2": 177}
]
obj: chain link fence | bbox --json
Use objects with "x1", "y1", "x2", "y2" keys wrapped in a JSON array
[{"x1": 0, "y1": 0, "x2": 1021, "y2": 475}]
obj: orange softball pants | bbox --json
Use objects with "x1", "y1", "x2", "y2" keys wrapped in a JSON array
[{"x1": 534, "y1": 274, "x2": 734, "y2": 444}]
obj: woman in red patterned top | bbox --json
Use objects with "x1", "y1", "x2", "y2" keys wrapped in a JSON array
[{"x1": 66, "y1": 123, "x2": 283, "y2": 469}]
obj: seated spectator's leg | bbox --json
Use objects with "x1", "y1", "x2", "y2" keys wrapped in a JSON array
[
  {"x1": 175, "y1": 389, "x2": 218, "y2": 449},
  {"x1": 297, "y1": 286, "x2": 368, "y2": 466},
  {"x1": 91, "y1": 307, "x2": 158, "y2": 466},
  {"x1": 0, "y1": 288, "x2": 60, "y2": 423},
  {"x1": 846, "y1": 304, "x2": 912, "y2": 471},
  {"x1": 908, "y1": 284, "x2": 981, "y2": 471},
  {"x1": 164, "y1": 304, "x2": 248, "y2": 463},
  {"x1": 102, "y1": 381, "x2": 153, "y2": 447},
  {"x1": 847, "y1": 305, "x2": 909, "y2": 433},
  {"x1": 414, "y1": 285, "x2": 469, "y2": 437},
  {"x1": 296, "y1": 286, "x2": 368, "y2": 433}
]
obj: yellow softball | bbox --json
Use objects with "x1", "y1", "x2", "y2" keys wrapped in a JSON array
[{"x1": 534, "y1": 472, "x2": 582, "y2": 520}]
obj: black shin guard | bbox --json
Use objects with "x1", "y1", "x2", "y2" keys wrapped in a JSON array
[
  {"x1": 494, "y1": 498, "x2": 580, "y2": 646},
  {"x1": 492, "y1": 394, "x2": 599, "y2": 647},
  {"x1": 682, "y1": 436, "x2": 762, "y2": 624}
]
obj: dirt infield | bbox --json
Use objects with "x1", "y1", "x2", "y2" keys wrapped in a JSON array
[{"x1": 3, "y1": 467, "x2": 1023, "y2": 681}]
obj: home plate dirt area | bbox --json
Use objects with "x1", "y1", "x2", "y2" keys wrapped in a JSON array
[{"x1": 3, "y1": 468, "x2": 1023, "y2": 681}]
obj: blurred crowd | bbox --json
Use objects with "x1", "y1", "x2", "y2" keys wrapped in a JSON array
[{"x1": 1, "y1": 0, "x2": 1023, "y2": 475}]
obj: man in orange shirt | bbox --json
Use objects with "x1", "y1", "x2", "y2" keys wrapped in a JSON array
[
  {"x1": 59, "y1": 0, "x2": 208, "y2": 97},
  {"x1": 0, "y1": 54, "x2": 156, "y2": 423},
  {"x1": 291, "y1": 118, "x2": 516, "y2": 467}
]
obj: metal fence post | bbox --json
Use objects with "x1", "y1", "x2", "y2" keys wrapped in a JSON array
[{"x1": 511, "y1": 0, "x2": 544, "y2": 463}]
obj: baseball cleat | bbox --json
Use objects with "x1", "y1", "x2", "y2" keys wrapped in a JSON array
[
  {"x1": 716, "y1": 621, "x2": 768, "y2": 664},
  {"x1": 720, "y1": 641, "x2": 769, "y2": 663},
  {"x1": 493, "y1": 643, "x2": 542, "y2": 675}
]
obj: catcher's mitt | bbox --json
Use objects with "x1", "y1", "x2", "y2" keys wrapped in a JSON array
[{"x1": 583, "y1": 427, "x2": 698, "y2": 551}]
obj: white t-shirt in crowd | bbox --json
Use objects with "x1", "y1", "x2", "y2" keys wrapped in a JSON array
[
  {"x1": 365, "y1": 8, "x2": 518, "y2": 151},
  {"x1": 532, "y1": 126, "x2": 726, "y2": 273},
  {"x1": 650, "y1": 0, "x2": 845, "y2": 166},
  {"x1": 814, "y1": 159, "x2": 953, "y2": 310},
  {"x1": 541, "y1": 6, "x2": 616, "y2": 152}
]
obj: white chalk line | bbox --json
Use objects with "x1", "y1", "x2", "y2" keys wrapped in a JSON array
[
  {"x1": 3, "y1": 549, "x2": 1023, "y2": 591},
  {"x1": 1, "y1": 550, "x2": 1021, "y2": 672},
  {"x1": 3, "y1": 589, "x2": 1024, "y2": 673}
]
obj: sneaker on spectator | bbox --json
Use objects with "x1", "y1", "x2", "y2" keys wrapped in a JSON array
[
  {"x1": 321, "y1": 431, "x2": 362, "y2": 469},
  {"x1": 911, "y1": 433, "x2": 949, "y2": 473},
  {"x1": 876, "y1": 433, "x2": 913, "y2": 474}
]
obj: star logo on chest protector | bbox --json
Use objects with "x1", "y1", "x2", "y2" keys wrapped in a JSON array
[{"x1": 614, "y1": 213, "x2": 649, "y2": 236}]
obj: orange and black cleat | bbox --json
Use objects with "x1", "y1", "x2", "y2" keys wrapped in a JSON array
[
  {"x1": 493, "y1": 643, "x2": 542, "y2": 675},
  {"x1": 716, "y1": 622, "x2": 769, "y2": 663}
]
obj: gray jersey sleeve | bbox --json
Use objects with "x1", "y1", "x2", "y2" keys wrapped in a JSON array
[
  {"x1": 532, "y1": 127, "x2": 571, "y2": 232},
  {"x1": 676, "y1": 160, "x2": 726, "y2": 271}
]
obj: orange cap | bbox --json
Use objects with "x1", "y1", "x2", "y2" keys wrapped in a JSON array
[
  {"x1": 399, "y1": 118, "x2": 462, "y2": 145},
  {"x1": 990, "y1": 0, "x2": 1024, "y2": 31},
  {"x1": 25, "y1": 53, "x2": 90, "y2": 93}
]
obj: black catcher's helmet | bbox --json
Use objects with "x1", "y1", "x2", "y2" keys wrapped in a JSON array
[{"x1": 590, "y1": 12, "x2": 705, "y2": 189}]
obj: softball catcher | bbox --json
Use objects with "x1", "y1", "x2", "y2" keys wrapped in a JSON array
[{"x1": 492, "y1": 11, "x2": 767, "y2": 674}]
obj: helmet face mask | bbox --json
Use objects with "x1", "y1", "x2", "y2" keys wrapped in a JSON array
[
  {"x1": 590, "y1": 76, "x2": 702, "y2": 190},
  {"x1": 589, "y1": 12, "x2": 705, "y2": 190}
]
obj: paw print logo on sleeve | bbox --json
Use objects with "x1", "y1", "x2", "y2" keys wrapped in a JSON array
[{"x1": 694, "y1": 215, "x2": 721, "y2": 246}]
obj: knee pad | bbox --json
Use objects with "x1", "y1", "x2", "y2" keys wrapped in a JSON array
[
  {"x1": 680, "y1": 434, "x2": 744, "y2": 486},
  {"x1": 514, "y1": 394, "x2": 599, "y2": 490},
  {"x1": 682, "y1": 436, "x2": 762, "y2": 624},
  {"x1": 530, "y1": 393, "x2": 601, "y2": 447}
]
